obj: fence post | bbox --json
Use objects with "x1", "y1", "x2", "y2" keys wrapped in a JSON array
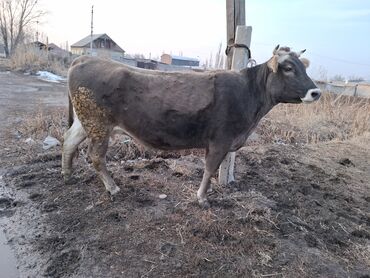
[{"x1": 218, "y1": 25, "x2": 252, "y2": 185}]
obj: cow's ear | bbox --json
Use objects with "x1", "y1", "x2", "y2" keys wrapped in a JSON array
[
  {"x1": 300, "y1": 57, "x2": 310, "y2": 68},
  {"x1": 267, "y1": 55, "x2": 279, "y2": 73}
]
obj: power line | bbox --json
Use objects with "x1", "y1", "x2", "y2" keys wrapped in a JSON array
[{"x1": 309, "y1": 52, "x2": 370, "y2": 67}]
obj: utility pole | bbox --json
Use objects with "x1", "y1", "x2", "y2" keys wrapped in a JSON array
[
  {"x1": 36, "y1": 20, "x2": 39, "y2": 42},
  {"x1": 225, "y1": 0, "x2": 245, "y2": 70},
  {"x1": 219, "y1": 0, "x2": 252, "y2": 185},
  {"x1": 90, "y1": 5, "x2": 94, "y2": 56}
]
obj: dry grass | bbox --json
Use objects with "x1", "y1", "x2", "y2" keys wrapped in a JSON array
[
  {"x1": 9, "y1": 44, "x2": 69, "y2": 76},
  {"x1": 258, "y1": 92, "x2": 370, "y2": 144},
  {"x1": 18, "y1": 107, "x2": 67, "y2": 142}
]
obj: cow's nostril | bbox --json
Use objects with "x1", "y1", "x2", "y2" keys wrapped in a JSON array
[{"x1": 311, "y1": 91, "x2": 321, "y2": 99}]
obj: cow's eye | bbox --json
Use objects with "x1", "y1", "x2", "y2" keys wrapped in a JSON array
[{"x1": 284, "y1": 66, "x2": 293, "y2": 72}]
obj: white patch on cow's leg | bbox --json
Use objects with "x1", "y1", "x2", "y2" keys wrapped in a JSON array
[
  {"x1": 62, "y1": 116, "x2": 87, "y2": 180},
  {"x1": 97, "y1": 169, "x2": 120, "y2": 195},
  {"x1": 301, "y1": 88, "x2": 321, "y2": 103},
  {"x1": 197, "y1": 145, "x2": 229, "y2": 208},
  {"x1": 197, "y1": 169, "x2": 213, "y2": 207},
  {"x1": 89, "y1": 138, "x2": 120, "y2": 195}
]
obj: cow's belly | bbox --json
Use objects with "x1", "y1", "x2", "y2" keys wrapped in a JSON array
[
  {"x1": 114, "y1": 106, "x2": 210, "y2": 150},
  {"x1": 115, "y1": 121, "x2": 208, "y2": 151}
]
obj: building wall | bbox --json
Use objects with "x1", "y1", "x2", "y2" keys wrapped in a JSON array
[
  {"x1": 171, "y1": 58, "x2": 199, "y2": 67},
  {"x1": 120, "y1": 58, "x2": 137, "y2": 67},
  {"x1": 71, "y1": 47, "x2": 85, "y2": 56},
  {"x1": 92, "y1": 38, "x2": 123, "y2": 53},
  {"x1": 71, "y1": 47, "x2": 124, "y2": 61},
  {"x1": 160, "y1": 54, "x2": 199, "y2": 67},
  {"x1": 161, "y1": 54, "x2": 172, "y2": 64}
]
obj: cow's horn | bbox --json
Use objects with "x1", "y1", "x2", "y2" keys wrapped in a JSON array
[{"x1": 297, "y1": 49, "x2": 306, "y2": 57}]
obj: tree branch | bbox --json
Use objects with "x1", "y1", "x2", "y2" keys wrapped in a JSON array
[{"x1": 0, "y1": 0, "x2": 44, "y2": 56}]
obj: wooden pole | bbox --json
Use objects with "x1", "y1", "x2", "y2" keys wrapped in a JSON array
[
  {"x1": 225, "y1": 0, "x2": 245, "y2": 70},
  {"x1": 90, "y1": 5, "x2": 94, "y2": 56},
  {"x1": 219, "y1": 0, "x2": 252, "y2": 186}
]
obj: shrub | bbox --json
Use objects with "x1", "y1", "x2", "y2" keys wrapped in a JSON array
[{"x1": 9, "y1": 44, "x2": 69, "y2": 76}]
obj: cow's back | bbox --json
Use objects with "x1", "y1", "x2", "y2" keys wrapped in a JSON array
[{"x1": 68, "y1": 56, "x2": 216, "y2": 113}]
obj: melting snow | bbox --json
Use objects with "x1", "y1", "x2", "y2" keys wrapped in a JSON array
[{"x1": 36, "y1": 71, "x2": 66, "y2": 83}]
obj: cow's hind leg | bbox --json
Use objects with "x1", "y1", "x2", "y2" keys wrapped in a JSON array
[
  {"x1": 62, "y1": 116, "x2": 87, "y2": 181},
  {"x1": 197, "y1": 143, "x2": 229, "y2": 208},
  {"x1": 89, "y1": 136, "x2": 120, "y2": 195}
]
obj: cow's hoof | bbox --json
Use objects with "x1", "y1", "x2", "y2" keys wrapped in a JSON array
[
  {"x1": 198, "y1": 199, "x2": 210, "y2": 209},
  {"x1": 108, "y1": 186, "x2": 120, "y2": 195},
  {"x1": 64, "y1": 176, "x2": 77, "y2": 185},
  {"x1": 62, "y1": 171, "x2": 72, "y2": 183}
]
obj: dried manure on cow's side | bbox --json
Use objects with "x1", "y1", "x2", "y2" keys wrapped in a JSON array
[{"x1": 62, "y1": 45, "x2": 321, "y2": 207}]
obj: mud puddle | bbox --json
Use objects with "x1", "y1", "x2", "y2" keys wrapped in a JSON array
[
  {"x1": 0, "y1": 173, "x2": 19, "y2": 278},
  {"x1": 0, "y1": 228, "x2": 19, "y2": 278}
]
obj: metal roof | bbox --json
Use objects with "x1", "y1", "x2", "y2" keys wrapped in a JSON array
[
  {"x1": 71, "y1": 34, "x2": 105, "y2": 47},
  {"x1": 171, "y1": 55, "x2": 199, "y2": 62},
  {"x1": 71, "y1": 33, "x2": 125, "y2": 52}
]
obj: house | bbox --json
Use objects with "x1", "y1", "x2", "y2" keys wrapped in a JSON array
[
  {"x1": 47, "y1": 43, "x2": 72, "y2": 64},
  {"x1": 48, "y1": 43, "x2": 70, "y2": 57},
  {"x1": 136, "y1": 58, "x2": 159, "y2": 70},
  {"x1": 161, "y1": 54, "x2": 200, "y2": 67},
  {"x1": 30, "y1": 41, "x2": 47, "y2": 50},
  {"x1": 71, "y1": 33, "x2": 125, "y2": 61}
]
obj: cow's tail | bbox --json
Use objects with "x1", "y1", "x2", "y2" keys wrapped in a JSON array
[{"x1": 68, "y1": 92, "x2": 74, "y2": 128}]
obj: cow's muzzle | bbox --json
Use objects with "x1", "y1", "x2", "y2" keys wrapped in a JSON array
[{"x1": 301, "y1": 88, "x2": 321, "y2": 103}]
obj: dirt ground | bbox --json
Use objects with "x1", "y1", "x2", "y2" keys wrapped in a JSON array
[{"x1": 0, "y1": 65, "x2": 369, "y2": 278}]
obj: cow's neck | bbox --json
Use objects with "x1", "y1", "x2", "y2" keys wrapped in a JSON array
[
  {"x1": 243, "y1": 63, "x2": 275, "y2": 117},
  {"x1": 230, "y1": 64, "x2": 275, "y2": 151}
]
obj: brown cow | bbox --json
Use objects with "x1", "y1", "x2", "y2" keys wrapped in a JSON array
[{"x1": 62, "y1": 45, "x2": 321, "y2": 207}]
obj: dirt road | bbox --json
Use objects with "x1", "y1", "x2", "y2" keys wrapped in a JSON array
[
  {"x1": 0, "y1": 68, "x2": 369, "y2": 277},
  {"x1": 0, "y1": 71, "x2": 67, "y2": 131},
  {"x1": 0, "y1": 69, "x2": 67, "y2": 277}
]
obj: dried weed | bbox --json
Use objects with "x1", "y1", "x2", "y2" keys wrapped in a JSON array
[{"x1": 258, "y1": 93, "x2": 370, "y2": 144}]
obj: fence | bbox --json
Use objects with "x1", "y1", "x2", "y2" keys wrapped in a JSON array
[{"x1": 317, "y1": 81, "x2": 370, "y2": 98}]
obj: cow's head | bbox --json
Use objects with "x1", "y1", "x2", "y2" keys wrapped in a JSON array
[{"x1": 266, "y1": 45, "x2": 321, "y2": 104}]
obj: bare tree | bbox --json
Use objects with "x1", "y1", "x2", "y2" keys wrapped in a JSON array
[
  {"x1": 331, "y1": 74, "x2": 345, "y2": 82},
  {"x1": 0, "y1": 0, "x2": 44, "y2": 57},
  {"x1": 214, "y1": 42, "x2": 225, "y2": 69}
]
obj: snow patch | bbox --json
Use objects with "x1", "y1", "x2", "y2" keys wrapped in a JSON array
[
  {"x1": 36, "y1": 71, "x2": 66, "y2": 83},
  {"x1": 42, "y1": 135, "x2": 61, "y2": 150}
]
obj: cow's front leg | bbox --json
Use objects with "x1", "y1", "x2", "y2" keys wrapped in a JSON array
[
  {"x1": 197, "y1": 143, "x2": 229, "y2": 208},
  {"x1": 90, "y1": 136, "x2": 120, "y2": 195}
]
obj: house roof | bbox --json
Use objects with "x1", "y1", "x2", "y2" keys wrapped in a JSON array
[
  {"x1": 48, "y1": 43, "x2": 70, "y2": 56},
  {"x1": 32, "y1": 41, "x2": 46, "y2": 47},
  {"x1": 171, "y1": 55, "x2": 199, "y2": 62},
  {"x1": 71, "y1": 33, "x2": 125, "y2": 52},
  {"x1": 48, "y1": 43, "x2": 62, "y2": 50},
  {"x1": 71, "y1": 33, "x2": 105, "y2": 47}
]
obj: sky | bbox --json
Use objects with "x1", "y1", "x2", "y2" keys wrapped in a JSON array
[{"x1": 40, "y1": 0, "x2": 370, "y2": 80}]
